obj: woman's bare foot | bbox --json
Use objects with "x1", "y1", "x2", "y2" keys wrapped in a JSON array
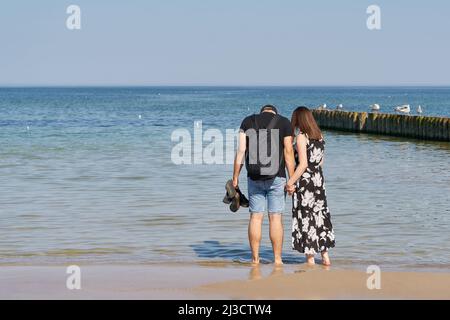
[
  {"x1": 321, "y1": 251, "x2": 331, "y2": 266},
  {"x1": 306, "y1": 254, "x2": 315, "y2": 265}
]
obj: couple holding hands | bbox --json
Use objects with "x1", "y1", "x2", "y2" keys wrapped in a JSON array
[{"x1": 232, "y1": 105, "x2": 335, "y2": 266}]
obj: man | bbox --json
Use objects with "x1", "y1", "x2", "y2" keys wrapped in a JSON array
[{"x1": 232, "y1": 105, "x2": 295, "y2": 265}]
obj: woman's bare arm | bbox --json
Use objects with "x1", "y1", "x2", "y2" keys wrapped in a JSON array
[{"x1": 287, "y1": 134, "x2": 308, "y2": 188}]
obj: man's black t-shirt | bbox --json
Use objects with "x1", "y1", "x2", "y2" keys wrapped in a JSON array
[{"x1": 239, "y1": 112, "x2": 293, "y2": 180}]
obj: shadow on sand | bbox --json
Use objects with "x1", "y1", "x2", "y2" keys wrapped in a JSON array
[{"x1": 191, "y1": 240, "x2": 306, "y2": 264}]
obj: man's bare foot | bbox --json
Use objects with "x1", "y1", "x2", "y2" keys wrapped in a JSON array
[
  {"x1": 321, "y1": 251, "x2": 331, "y2": 266},
  {"x1": 306, "y1": 254, "x2": 315, "y2": 265},
  {"x1": 251, "y1": 258, "x2": 260, "y2": 265}
]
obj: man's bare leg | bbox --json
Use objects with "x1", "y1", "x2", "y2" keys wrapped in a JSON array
[
  {"x1": 269, "y1": 213, "x2": 283, "y2": 265},
  {"x1": 248, "y1": 213, "x2": 264, "y2": 264}
]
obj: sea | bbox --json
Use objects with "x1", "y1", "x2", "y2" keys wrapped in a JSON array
[{"x1": 1, "y1": 86, "x2": 449, "y2": 271}]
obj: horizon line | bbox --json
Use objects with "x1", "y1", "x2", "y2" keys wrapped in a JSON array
[{"x1": 1, "y1": 84, "x2": 450, "y2": 88}]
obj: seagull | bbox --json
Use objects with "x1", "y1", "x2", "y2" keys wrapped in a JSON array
[
  {"x1": 26, "y1": 126, "x2": 30, "y2": 131},
  {"x1": 394, "y1": 105, "x2": 411, "y2": 114},
  {"x1": 318, "y1": 103, "x2": 327, "y2": 110},
  {"x1": 138, "y1": 115, "x2": 142, "y2": 119},
  {"x1": 370, "y1": 104, "x2": 380, "y2": 111},
  {"x1": 417, "y1": 105, "x2": 423, "y2": 114},
  {"x1": 336, "y1": 104, "x2": 344, "y2": 110}
]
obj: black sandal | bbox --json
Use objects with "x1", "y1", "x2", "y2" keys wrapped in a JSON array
[
  {"x1": 236, "y1": 186, "x2": 249, "y2": 208},
  {"x1": 223, "y1": 180, "x2": 236, "y2": 204},
  {"x1": 223, "y1": 180, "x2": 241, "y2": 212},
  {"x1": 229, "y1": 192, "x2": 240, "y2": 213}
]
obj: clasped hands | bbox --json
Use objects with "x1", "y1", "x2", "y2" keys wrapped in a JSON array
[{"x1": 286, "y1": 180, "x2": 296, "y2": 195}]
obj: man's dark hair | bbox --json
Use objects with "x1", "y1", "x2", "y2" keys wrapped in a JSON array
[{"x1": 260, "y1": 105, "x2": 278, "y2": 114}]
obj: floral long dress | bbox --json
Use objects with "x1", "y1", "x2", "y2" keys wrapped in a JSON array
[{"x1": 292, "y1": 134, "x2": 335, "y2": 254}]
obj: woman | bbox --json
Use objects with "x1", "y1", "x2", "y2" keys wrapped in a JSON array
[{"x1": 287, "y1": 107, "x2": 335, "y2": 266}]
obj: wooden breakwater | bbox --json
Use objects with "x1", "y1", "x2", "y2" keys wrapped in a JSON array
[{"x1": 312, "y1": 110, "x2": 450, "y2": 141}]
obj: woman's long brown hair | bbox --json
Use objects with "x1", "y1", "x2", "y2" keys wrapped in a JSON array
[{"x1": 291, "y1": 106, "x2": 323, "y2": 140}]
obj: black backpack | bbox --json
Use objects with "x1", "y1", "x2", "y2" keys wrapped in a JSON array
[{"x1": 245, "y1": 114, "x2": 282, "y2": 180}]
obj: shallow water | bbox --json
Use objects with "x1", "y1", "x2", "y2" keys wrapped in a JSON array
[{"x1": 1, "y1": 87, "x2": 449, "y2": 271}]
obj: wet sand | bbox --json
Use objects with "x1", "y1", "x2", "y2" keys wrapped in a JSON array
[
  {"x1": 198, "y1": 265, "x2": 450, "y2": 300},
  {"x1": 1, "y1": 263, "x2": 449, "y2": 299}
]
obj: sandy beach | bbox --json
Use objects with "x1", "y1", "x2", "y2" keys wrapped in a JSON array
[{"x1": 1, "y1": 263, "x2": 449, "y2": 300}]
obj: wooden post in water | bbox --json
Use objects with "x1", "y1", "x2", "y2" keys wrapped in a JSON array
[
  {"x1": 414, "y1": 116, "x2": 420, "y2": 138},
  {"x1": 311, "y1": 109, "x2": 450, "y2": 142},
  {"x1": 367, "y1": 113, "x2": 374, "y2": 133},
  {"x1": 426, "y1": 117, "x2": 433, "y2": 140},
  {"x1": 395, "y1": 114, "x2": 401, "y2": 136},
  {"x1": 405, "y1": 115, "x2": 412, "y2": 138},
  {"x1": 359, "y1": 112, "x2": 368, "y2": 131},
  {"x1": 385, "y1": 114, "x2": 391, "y2": 135},
  {"x1": 405, "y1": 115, "x2": 411, "y2": 138},
  {"x1": 435, "y1": 118, "x2": 441, "y2": 140},
  {"x1": 440, "y1": 118, "x2": 447, "y2": 141},
  {"x1": 431, "y1": 118, "x2": 437, "y2": 140},
  {"x1": 380, "y1": 114, "x2": 387, "y2": 135},
  {"x1": 447, "y1": 118, "x2": 450, "y2": 141},
  {"x1": 416, "y1": 116, "x2": 422, "y2": 139},
  {"x1": 352, "y1": 112, "x2": 358, "y2": 131},
  {"x1": 446, "y1": 118, "x2": 450, "y2": 141}
]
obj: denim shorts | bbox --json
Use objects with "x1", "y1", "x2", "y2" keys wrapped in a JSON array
[{"x1": 247, "y1": 176, "x2": 286, "y2": 214}]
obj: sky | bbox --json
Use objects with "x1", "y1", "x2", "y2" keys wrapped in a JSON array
[{"x1": 0, "y1": 0, "x2": 449, "y2": 86}]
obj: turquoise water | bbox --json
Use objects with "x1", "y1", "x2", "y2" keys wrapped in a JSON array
[{"x1": 1, "y1": 87, "x2": 449, "y2": 271}]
